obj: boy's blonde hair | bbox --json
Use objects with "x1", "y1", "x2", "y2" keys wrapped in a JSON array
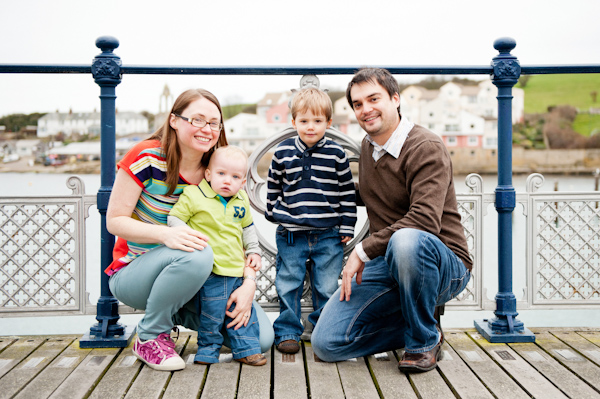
[
  {"x1": 208, "y1": 145, "x2": 249, "y2": 176},
  {"x1": 290, "y1": 88, "x2": 333, "y2": 120}
]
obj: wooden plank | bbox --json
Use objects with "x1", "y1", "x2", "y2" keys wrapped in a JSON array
[
  {"x1": 304, "y1": 343, "x2": 344, "y2": 399},
  {"x1": 14, "y1": 338, "x2": 91, "y2": 399},
  {"x1": 0, "y1": 337, "x2": 73, "y2": 399},
  {"x1": 509, "y1": 339, "x2": 600, "y2": 398},
  {"x1": 366, "y1": 351, "x2": 417, "y2": 399},
  {"x1": 336, "y1": 357, "x2": 379, "y2": 399},
  {"x1": 403, "y1": 347, "x2": 456, "y2": 399},
  {"x1": 467, "y1": 331, "x2": 568, "y2": 399},
  {"x1": 163, "y1": 335, "x2": 207, "y2": 399},
  {"x1": 124, "y1": 334, "x2": 189, "y2": 399},
  {"x1": 537, "y1": 331, "x2": 600, "y2": 392},
  {"x1": 273, "y1": 345, "x2": 307, "y2": 399},
  {"x1": 0, "y1": 338, "x2": 16, "y2": 354},
  {"x1": 0, "y1": 337, "x2": 46, "y2": 379},
  {"x1": 87, "y1": 339, "x2": 143, "y2": 399},
  {"x1": 237, "y1": 349, "x2": 271, "y2": 399},
  {"x1": 48, "y1": 347, "x2": 120, "y2": 399},
  {"x1": 437, "y1": 341, "x2": 495, "y2": 399},
  {"x1": 577, "y1": 331, "x2": 600, "y2": 367},
  {"x1": 553, "y1": 331, "x2": 600, "y2": 368},
  {"x1": 200, "y1": 346, "x2": 240, "y2": 399},
  {"x1": 444, "y1": 331, "x2": 529, "y2": 399}
]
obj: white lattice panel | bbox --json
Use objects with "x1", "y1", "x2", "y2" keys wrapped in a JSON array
[{"x1": 0, "y1": 177, "x2": 93, "y2": 314}]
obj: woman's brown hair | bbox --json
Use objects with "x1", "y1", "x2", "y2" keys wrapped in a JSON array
[{"x1": 148, "y1": 89, "x2": 228, "y2": 195}]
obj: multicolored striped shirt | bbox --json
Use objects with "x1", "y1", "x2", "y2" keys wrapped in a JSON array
[
  {"x1": 265, "y1": 136, "x2": 357, "y2": 236},
  {"x1": 105, "y1": 140, "x2": 192, "y2": 276}
]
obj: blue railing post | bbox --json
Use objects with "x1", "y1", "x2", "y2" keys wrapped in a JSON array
[
  {"x1": 474, "y1": 38, "x2": 535, "y2": 343},
  {"x1": 80, "y1": 36, "x2": 134, "y2": 348}
]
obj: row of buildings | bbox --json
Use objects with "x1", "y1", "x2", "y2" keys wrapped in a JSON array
[
  {"x1": 2, "y1": 79, "x2": 523, "y2": 162},
  {"x1": 226, "y1": 79, "x2": 524, "y2": 152}
]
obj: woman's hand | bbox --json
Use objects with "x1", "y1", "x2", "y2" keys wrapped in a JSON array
[
  {"x1": 225, "y1": 273, "x2": 256, "y2": 330},
  {"x1": 162, "y1": 225, "x2": 209, "y2": 252}
]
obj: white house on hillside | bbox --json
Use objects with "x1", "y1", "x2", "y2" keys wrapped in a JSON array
[
  {"x1": 400, "y1": 80, "x2": 524, "y2": 149},
  {"x1": 224, "y1": 112, "x2": 269, "y2": 153},
  {"x1": 37, "y1": 111, "x2": 149, "y2": 138}
]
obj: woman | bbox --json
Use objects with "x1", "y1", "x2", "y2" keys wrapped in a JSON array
[{"x1": 105, "y1": 88, "x2": 274, "y2": 371}]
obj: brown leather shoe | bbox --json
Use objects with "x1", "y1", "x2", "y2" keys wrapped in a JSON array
[
  {"x1": 236, "y1": 353, "x2": 267, "y2": 366},
  {"x1": 398, "y1": 334, "x2": 443, "y2": 373},
  {"x1": 277, "y1": 339, "x2": 300, "y2": 354}
]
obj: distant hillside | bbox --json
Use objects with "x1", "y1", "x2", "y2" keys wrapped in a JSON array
[
  {"x1": 520, "y1": 74, "x2": 600, "y2": 136},
  {"x1": 520, "y1": 74, "x2": 600, "y2": 114}
]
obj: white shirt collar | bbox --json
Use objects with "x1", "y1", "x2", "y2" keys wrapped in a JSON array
[{"x1": 365, "y1": 116, "x2": 414, "y2": 162}]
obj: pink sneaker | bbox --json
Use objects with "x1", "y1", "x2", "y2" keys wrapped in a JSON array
[{"x1": 133, "y1": 332, "x2": 185, "y2": 371}]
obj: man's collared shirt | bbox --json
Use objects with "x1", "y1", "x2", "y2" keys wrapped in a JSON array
[{"x1": 356, "y1": 116, "x2": 414, "y2": 263}]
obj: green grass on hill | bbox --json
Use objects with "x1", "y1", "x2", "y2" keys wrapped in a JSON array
[
  {"x1": 521, "y1": 74, "x2": 600, "y2": 136},
  {"x1": 573, "y1": 113, "x2": 600, "y2": 136},
  {"x1": 521, "y1": 74, "x2": 600, "y2": 114}
]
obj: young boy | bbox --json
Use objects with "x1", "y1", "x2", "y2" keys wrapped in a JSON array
[
  {"x1": 265, "y1": 87, "x2": 357, "y2": 354},
  {"x1": 168, "y1": 145, "x2": 267, "y2": 366}
]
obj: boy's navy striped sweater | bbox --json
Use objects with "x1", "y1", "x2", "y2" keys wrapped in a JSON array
[{"x1": 265, "y1": 136, "x2": 357, "y2": 236}]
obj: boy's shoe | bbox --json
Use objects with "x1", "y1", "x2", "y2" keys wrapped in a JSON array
[
  {"x1": 236, "y1": 353, "x2": 267, "y2": 366},
  {"x1": 276, "y1": 339, "x2": 300, "y2": 354},
  {"x1": 133, "y1": 332, "x2": 185, "y2": 371}
]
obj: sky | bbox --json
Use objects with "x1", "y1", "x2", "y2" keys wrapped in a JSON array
[{"x1": 1, "y1": 0, "x2": 599, "y2": 118}]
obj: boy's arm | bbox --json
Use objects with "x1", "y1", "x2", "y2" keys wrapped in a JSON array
[
  {"x1": 337, "y1": 151, "x2": 357, "y2": 238},
  {"x1": 265, "y1": 151, "x2": 283, "y2": 223},
  {"x1": 167, "y1": 215, "x2": 187, "y2": 228},
  {"x1": 168, "y1": 186, "x2": 195, "y2": 224},
  {"x1": 242, "y1": 224, "x2": 262, "y2": 257}
]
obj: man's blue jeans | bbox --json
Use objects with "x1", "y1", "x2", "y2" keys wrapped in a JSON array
[
  {"x1": 195, "y1": 273, "x2": 261, "y2": 363},
  {"x1": 274, "y1": 226, "x2": 344, "y2": 345},
  {"x1": 312, "y1": 228, "x2": 470, "y2": 362}
]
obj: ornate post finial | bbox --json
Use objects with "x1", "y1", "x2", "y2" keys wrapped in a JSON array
[
  {"x1": 491, "y1": 37, "x2": 520, "y2": 84},
  {"x1": 92, "y1": 36, "x2": 122, "y2": 84}
]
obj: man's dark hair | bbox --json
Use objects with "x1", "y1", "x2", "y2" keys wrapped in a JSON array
[{"x1": 346, "y1": 68, "x2": 401, "y2": 114}]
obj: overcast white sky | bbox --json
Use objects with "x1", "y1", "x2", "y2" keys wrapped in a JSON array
[{"x1": 1, "y1": 0, "x2": 599, "y2": 117}]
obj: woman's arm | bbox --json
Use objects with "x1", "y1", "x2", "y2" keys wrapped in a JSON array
[{"x1": 107, "y1": 168, "x2": 208, "y2": 251}]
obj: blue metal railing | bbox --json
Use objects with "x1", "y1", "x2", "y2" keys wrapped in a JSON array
[{"x1": 2, "y1": 35, "x2": 600, "y2": 347}]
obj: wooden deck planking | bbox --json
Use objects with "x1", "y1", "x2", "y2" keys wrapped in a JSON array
[
  {"x1": 532, "y1": 330, "x2": 600, "y2": 394},
  {"x1": 273, "y1": 346, "x2": 307, "y2": 399},
  {"x1": 48, "y1": 347, "x2": 120, "y2": 399},
  {"x1": 509, "y1": 340, "x2": 600, "y2": 398},
  {"x1": 366, "y1": 351, "x2": 418, "y2": 399},
  {"x1": 437, "y1": 341, "x2": 495, "y2": 399},
  {"x1": 467, "y1": 331, "x2": 568, "y2": 399},
  {"x1": 237, "y1": 348, "x2": 272, "y2": 399},
  {"x1": 336, "y1": 356, "x2": 379, "y2": 399},
  {"x1": 0, "y1": 337, "x2": 72, "y2": 399},
  {"x1": 0, "y1": 328, "x2": 599, "y2": 398},
  {"x1": 13, "y1": 339, "x2": 91, "y2": 399},
  {"x1": 304, "y1": 343, "x2": 345, "y2": 399},
  {"x1": 162, "y1": 337, "x2": 206, "y2": 399},
  {"x1": 124, "y1": 335, "x2": 189, "y2": 399},
  {"x1": 444, "y1": 331, "x2": 530, "y2": 399}
]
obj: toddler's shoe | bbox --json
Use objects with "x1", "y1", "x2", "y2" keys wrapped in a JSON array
[
  {"x1": 276, "y1": 339, "x2": 300, "y2": 354},
  {"x1": 133, "y1": 332, "x2": 185, "y2": 371},
  {"x1": 236, "y1": 353, "x2": 267, "y2": 366}
]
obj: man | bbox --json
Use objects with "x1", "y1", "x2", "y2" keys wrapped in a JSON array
[{"x1": 311, "y1": 68, "x2": 472, "y2": 373}]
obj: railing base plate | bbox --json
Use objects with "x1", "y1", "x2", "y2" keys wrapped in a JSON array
[
  {"x1": 79, "y1": 325, "x2": 136, "y2": 348},
  {"x1": 474, "y1": 319, "x2": 535, "y2": 343}
]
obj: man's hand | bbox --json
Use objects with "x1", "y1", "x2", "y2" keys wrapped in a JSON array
[{"x1": 340, "y1": 249, "x2": 365, "y2": 302}]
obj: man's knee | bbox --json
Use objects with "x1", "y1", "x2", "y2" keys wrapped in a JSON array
[{"x1": 386, "y1": 228, "x2": 425, "y2": 275}]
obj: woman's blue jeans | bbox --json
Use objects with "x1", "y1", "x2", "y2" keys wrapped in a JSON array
[
  {"x1": 273, "y1": 226, "x2": 344, "y2": 345},
  {"x1": 311, "y1": 228, "x2": 470, "y2": 362}
]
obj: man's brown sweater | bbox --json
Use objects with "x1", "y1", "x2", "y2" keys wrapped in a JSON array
[{"x1": 358, "y1": 124, "x2": 473, "y2": 271}]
